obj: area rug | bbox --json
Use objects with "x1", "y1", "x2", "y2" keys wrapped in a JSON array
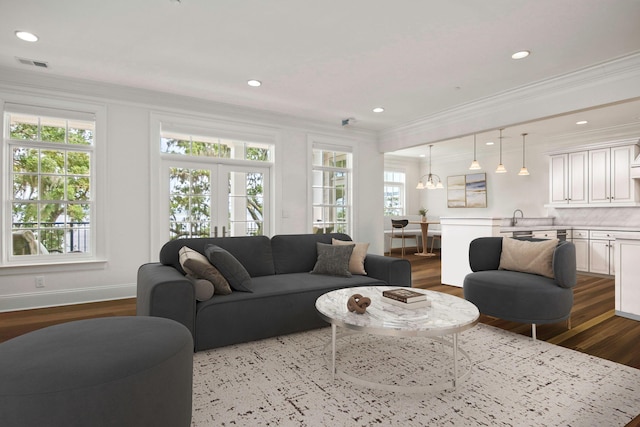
[{"x1": 191, "y1": 324, "x2": 640, "y2": 426}]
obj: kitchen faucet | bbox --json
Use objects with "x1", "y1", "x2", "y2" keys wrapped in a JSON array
[{"x1": 512, "y1": 209, "x2": 524, "y2": 226}]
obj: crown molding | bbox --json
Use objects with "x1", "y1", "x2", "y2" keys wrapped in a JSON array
[{"x1": 378, "y1": 51, "x2": 640, "y2": 153}]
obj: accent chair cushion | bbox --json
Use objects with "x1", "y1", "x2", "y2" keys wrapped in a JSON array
[
  {"x1": 204, "y1": 244, "x2": 253, "y2": 292},
  {"x1": 332, "y1": 238, "x2": 369, "y2": 275},
  {"x1": 310, "y1": 242, "x2": 354, "y2": 277},
  {"x1": 499, "y1": 237, "x2": 558, "y2": 279}
]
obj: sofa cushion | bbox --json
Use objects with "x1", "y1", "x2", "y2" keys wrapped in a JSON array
[
  {"x1": 183, "y1": 258, "x2": 232, "y2": 295},
  {"x1": 332, "y1": 238, "x2": 369, "y2": 275},
  {"x1": 271, "y1": 233, "x2": 352, "y2": 274},
  {"x1": 186, "y1": 275, "x2": 215, "y2": 301},
  {"x1": 205, "y1": 244, "x2": 253, "y2": 292},
  {"x1": 178, "y1": 246, "x2": 211, "y2": 276},
  {"x1": 311, "y1": 242, "x2": 354, "y2": 277},
  {"x1": 499, "y1": 237, "x2": 558, "y2": 278}
]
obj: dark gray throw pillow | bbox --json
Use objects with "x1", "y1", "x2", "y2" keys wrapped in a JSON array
[
  {"x1": 311, "y1": 242, "x2": 354, "y2": 277},
  {"x1": 204, "y1": 244, "x2": 253, "y2": 292}
]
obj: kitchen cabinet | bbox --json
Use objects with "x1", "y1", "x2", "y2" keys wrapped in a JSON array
[
  {"x1": 589, "y1": 145, "x2": 638, "y2": 204},
  {"x1": 549, "y1": 152, "x2": 588, "y2": 204},
  {"x1": 589, "y1": 230, "x2": 615, "y2": 275},
  {"x1": 615, "y1": 236, "x2": 640, "y2": 320},
  {"x1": 532, "y1": 230, "x2": 557, "y2": 239},
  {"x1": 548, "y1": 141, "x2": 640, "y2": 207},
  {"x1": 571, "y1": 229, "x2": 589, "y2": 272}
]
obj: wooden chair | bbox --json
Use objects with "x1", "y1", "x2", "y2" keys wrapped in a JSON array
[{"x1": 389, "y1": 219, "x2": 418, "y2": 258}]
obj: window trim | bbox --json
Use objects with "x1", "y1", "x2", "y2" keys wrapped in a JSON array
[
  {"x1": 308, "y1": 135, "x2": 356, "y2": 236},
  {"x1": 1, "y1": 98, "x2": 107, "y2": 269},
  {"x1": 384, "y1": 170, "x2": 407, "y2": 216},
  {"x1": 149, "y1": 112, "x2": 278, "y2": 259}
]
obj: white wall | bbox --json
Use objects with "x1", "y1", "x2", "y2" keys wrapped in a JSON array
[{"x1": 0, "y1": 71, "x2": 382, "y2": 311}]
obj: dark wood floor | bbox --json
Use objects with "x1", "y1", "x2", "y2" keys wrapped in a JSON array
[{"x1": 1, "y1": 251, "x2": 639, "y2": 425}]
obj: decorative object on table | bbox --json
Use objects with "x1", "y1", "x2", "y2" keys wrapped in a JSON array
[
  {"x1": 418, "y1": 208, "x2": 428, "y2": 222},
  {"x1": 383, "y1": 296, "x2": 431, "y2": 309},
  {"x1": 447, "y1": 173, "x2": 487, "y2": 208},
  {"x1": 382, "y1": 288, "x2": 427, "y2": 303},
  {"x1": 347, "y1": 294, "x2": 371, "y2": 314}
]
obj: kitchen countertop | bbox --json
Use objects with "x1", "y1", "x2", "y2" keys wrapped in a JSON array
[{"x1": 500, "y1": 225, "x2": 640, "y2": 233}]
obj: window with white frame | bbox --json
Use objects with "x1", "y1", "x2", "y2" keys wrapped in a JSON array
[
  {"x1": 383, "y1": 171, "x2": 406, "y2": 216},
  {"x1": 3, "y1": 106, "x2": 95, "y2": 261},
  {"x1": 160, "y1": 126, "x2": 273, "y2": 240},
  {"x1": 311, "y1": 147, "x2": 352, "y2": 235}
]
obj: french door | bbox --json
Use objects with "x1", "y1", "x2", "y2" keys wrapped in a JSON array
[{"x1": 167, "y1": 163, "x2": 270, "y2": 240}]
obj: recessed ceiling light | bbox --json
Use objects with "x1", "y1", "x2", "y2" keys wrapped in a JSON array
[
  {"x1": 373, "y1": 107, "x2": 385, "y2": 113},
  {"x1": 15, "y1": 31, "x2": 38, "y2": 42},
  {"x1": 486, "y1": 141, "x2": 495, "y2": 146},
  {"x1": 576, "y1": 120, "x2": 588, "y2": 125},
  {"x1": 511, "y1": 50, "x2": 530, "y2": 60},
  {"x1": 247, "y1": 79, "x2": 262, "y2": 87},
  {"x1": 419, "y1": 154, "x2": 426, "y2": 158}
]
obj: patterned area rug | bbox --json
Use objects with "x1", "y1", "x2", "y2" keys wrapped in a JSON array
[{"x1": 191, "y1": 324, "x2": 640, "y2": 426}]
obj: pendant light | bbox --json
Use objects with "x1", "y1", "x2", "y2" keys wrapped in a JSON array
[
  {"x1": 469, "y1": 134, "x2": 481, "y2": 170},
  {"x1": 495, "y1": 128, "x2": 507, "y2": 173},
  {"x1": 416, "y1": 145, "x2": 444, "y2": 189},
  {"x1": 518, "y1": 133, "x2": 530, "y2": 176}
]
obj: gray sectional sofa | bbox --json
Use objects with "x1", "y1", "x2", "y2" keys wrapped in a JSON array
[{"x1": 137, "y1": 233, "x2": 411, "y2": 351}]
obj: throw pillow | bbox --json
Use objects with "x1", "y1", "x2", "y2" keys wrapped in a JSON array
[
  {"x1": 204, "y1": 244, "x2": 253, "y2": 292},
  {"x1": 183, "y1": 258, "x2": 232, "y2": 295},
  {"x1": 332, "y1": 238, "x2": 369, "y2": 275},
  {"x1": 311, "y1": 242, "x2": 354, "y2": 277},
  {"x1": 499, "y1": 237, "x2": 558, "y2": 278},
  {"x1": 178, "y1": 246, "x2": 211, "y2": 275},
  {"x1": 186, "y1": 275, "x2": 215, "y2": 301}
]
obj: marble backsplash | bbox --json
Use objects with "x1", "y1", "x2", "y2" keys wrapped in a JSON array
[{"x1": 548, "y1": 207, "x2": 640, "y2": 227}]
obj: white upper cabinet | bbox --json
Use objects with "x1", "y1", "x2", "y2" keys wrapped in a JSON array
[
  {"x1": 549, "y1": 141, "x2": 639, "y2": 207},
  {"x1": 550, "y1": 151, "x2": 588, "y2": 204}
]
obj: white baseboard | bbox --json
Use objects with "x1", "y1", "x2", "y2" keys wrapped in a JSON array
[{"x1": 0, "y1": 284, "x2": 136, "y2": 312}]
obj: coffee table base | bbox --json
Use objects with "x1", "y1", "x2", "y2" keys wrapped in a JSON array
[{"x1": 324, "y1": 324, "x2": 472, "y2": 393}]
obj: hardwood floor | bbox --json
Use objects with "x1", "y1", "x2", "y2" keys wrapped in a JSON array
[{"x1": 1, "y1": 252, "x2": 639, "y2": 425}]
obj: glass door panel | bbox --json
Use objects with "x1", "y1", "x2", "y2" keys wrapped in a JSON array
[{"x1": 218, "y1": 165, "x2": 269, "y2": 237}]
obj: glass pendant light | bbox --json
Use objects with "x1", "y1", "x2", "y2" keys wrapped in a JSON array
[
  {"x1": 469, "y1": 134, "x2": 481, "y2": 170},
  {"x1": 518, "y1": 133, "x2": 530, "y2": 176},
  {"x1": 495, "y1": 128, "x2": 507, "y2": 173}
]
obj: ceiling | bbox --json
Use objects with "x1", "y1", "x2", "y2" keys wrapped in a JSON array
[{"x1": 1, "y1": 0, "x2": 640, "y2": 140}]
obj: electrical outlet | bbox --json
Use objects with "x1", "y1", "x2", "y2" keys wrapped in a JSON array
[{"x1": 35, "y1": 276, "x2": 45, "y2": 288}]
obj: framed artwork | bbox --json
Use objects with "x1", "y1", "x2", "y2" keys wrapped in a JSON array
[{"x1": 447, "y1": 173, "x2": 487, "y2": 208}]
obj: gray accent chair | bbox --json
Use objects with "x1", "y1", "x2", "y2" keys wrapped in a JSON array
[
  {"x1": 0, "y1": 316, "x2": 193, "y2": 427},
  {"x1": 463, "y1": 237, "x2": 577, "y2": 340}
]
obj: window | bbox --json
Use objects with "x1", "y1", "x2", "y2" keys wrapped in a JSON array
[
  {"x1": 311, "y1": 147, "x2": 352, "y2": 234},
  {"x1": 160, "y1": 127, "x2": 273, "y2": 241},
  {"x1": 3, "y1": 108, "x2": 95, "y2": 260},
  {"x1": 384, "y1": 171, "x2": 406, "y2": 216}
]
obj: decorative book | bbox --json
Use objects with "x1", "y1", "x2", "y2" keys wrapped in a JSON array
[
  {"x1": 382, "y1": 288, "x2": 427, "y2": 303},
  {"x1": 382, "y1": 296, "x2": 430, "y2": 309}
]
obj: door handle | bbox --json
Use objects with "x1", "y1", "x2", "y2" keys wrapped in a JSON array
[
  {"x1": 222, "y1": 226, "x2": 227, "y2": 237},
  {"x1": 214, "y1": 226, "x2": 218, "y2": 238}
]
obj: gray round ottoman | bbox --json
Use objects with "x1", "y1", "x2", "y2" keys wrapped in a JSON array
[{"x1": 0, "y1": 316, "x2": 193, "y2": 427}]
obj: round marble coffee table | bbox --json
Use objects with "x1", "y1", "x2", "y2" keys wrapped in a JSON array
[{"x1": 315, "y1": 286, "x2": 479, "y2": 392}]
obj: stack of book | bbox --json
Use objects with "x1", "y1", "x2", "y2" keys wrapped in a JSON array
[{"x1": 382, "y1": 288, "x2": 430, "y2": 309}]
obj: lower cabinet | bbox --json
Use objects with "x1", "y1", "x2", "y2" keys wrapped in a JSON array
[
  {"x1": 615, "y1": 238, "x2": 640, "y2": 319},
  {"x1": 573, "y1": 238, "x2": 590, "y2": 272},
  {"x1": 589, "y1": 231, "x2": 615, "y2": 275}
]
